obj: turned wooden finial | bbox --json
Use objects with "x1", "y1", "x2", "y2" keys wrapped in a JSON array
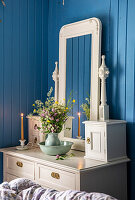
[
  {"x1": 99, "y1": 55, "x2": 109, "y2": 80},
  {"x1": 102, "y1": 55, "x2": 105, "y2": 62},
  {"x1": 52, "y1": 61, "x2": 59, "y2": 102},
  {"x1": 99, "y1": 55, "x2": 110, "y2": 121}
]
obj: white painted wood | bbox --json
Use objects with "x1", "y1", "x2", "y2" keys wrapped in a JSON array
[
  {"x1": 59, "y1": 17, "x2": 102, "y2": 121},
  {"x1": 83, "y1": 120, "x2": 127, "y2": 162},
  {"x1": 99, "y1": 55, "x2": 110, "y2": 121},
  {"x1": 5, "y1": 154, "x2": 35, "y2": 180},
  {"x1": 1, "y1": 147, "x2": 129, "y2": 171},
  {"x1": 1, "y1": 147, "x2": 129, "y2": 199},
  {"x1": 1, "y1": 148, "x2": 106, "y2": 172},
  {"x1": 35, "y1": 163, "x2": 76, "y2": 190},
  {"x1": 52, "y1": 61, "x2": 59, "y2": 102},
  {"x1": 80, "y1": 162, "x2": 128, "y2": 200},
  {"x1": 85, "y1": 124, "x2": 105, "y2": 161},
  {"x1": 58, "y1": 18, "x2": 102, "y2": 150}
]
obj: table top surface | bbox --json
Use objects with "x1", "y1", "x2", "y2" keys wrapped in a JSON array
[{"x1": 0, "y1": 146, "x2": 129, "y2": 172}]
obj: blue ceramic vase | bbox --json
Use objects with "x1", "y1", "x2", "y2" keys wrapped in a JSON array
[{"x1": 45, "y1": 133, "x2": 60, "y2": 146}]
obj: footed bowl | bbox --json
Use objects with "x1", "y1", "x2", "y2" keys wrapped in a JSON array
[{"x1": 39, "y1": 141, "x2": 73, "y2": 156}]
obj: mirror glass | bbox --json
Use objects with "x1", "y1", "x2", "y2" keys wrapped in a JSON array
[{"x1": 65, "y1": 34, "x2": 92, "y2": 139}]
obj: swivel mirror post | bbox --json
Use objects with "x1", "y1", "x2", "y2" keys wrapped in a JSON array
[
  {"x1": 52, "y1": 61, "x2": 59, "y2": 102},
  {"x1": 99, "y1": 55, "x2": 110, "y2": 121}
]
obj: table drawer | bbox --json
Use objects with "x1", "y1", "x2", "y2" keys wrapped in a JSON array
[
  {"x1": 5, "y1": 155, "x2": 34, "y2": 180},
  {"x1": 35, "y1": 164, "x2": 76, "y2": 190}
]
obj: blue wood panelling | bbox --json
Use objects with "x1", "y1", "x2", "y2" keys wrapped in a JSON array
[
  {"x1": 72, "y1": 37, "x2": 79, "y2": 138},
  {"x1": 12, "y1": 0, "x2": 20, "y2": 145},
  {"x1": 79, "y1": 36, "x2": 85, "y2": 137},
  {"x1": 66, "y1": 36, "x2": 91, "y2": 138},
  {"x1": 20, "y1": 0, "x2": 28, "y2": 140},
  {"x1": 41, "y1": 0, "x2": 48, "y2": 101},
  {"x1": 4, "y1": 0, "x2": 12, "y2": 147},
  {"x1": 48, "y1": 0, "x2": 135, "y2": 199},
  {"x1": 126, "y1": 0, "x2": 135, "y2": 123},
  {"x1": 0, "y1": 0, "x2": 48, "y2": 182},
  {"x1": 0, "y1": 5, "x2": 4, "y2": 148}
]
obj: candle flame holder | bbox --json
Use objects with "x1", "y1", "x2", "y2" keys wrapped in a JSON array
[
  {"x1": 16, "y1": 139, "x2": 29, "y2": 150},
  {"x1": 76, "y1": 136, "x2": 82, "y2": 140}
]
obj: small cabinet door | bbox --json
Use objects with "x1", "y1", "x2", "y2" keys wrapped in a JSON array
[{"x1": 85, "y1": 125, "x2": 106, "y2": 161}]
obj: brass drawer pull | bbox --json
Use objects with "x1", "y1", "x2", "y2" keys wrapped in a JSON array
[
  {"x1": 16, "y1": 161, "x2": 23, "y2": 168},
  {"x1": 51, "y1": 172, "x2": 60, "y2": 179},
  {"x1": 55, "y1": 173, "x2": 60, "y2": 179},
  {"x1": 86, "y1": 137, "x2": 91, "y2": 144}
]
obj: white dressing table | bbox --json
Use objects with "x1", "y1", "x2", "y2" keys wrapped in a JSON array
[
  {"x1": 0, "y1": 17, "x2": 129, "y2": 200},
  {"x1": 0, "y1": 147, "x2": 129, "y2": 200}
]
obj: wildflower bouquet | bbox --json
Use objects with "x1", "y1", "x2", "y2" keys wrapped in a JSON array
[{"x1": 32, "y1": 87, "x2": 75, "y2": 134}]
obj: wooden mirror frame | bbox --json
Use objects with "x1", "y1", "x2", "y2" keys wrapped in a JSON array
[{"x1": 58, "y1": 18, "x2": 102, "y2": 150}]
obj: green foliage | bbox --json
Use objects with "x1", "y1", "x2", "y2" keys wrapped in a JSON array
[
  {"x1": 56, "y1": 153, "x2": 75, "y2": 160},
  {"x1": 80, "y1": 96, "x2": 90, "y2": 120}
]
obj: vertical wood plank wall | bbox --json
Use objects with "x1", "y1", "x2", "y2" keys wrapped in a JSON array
[
  {"x1": 48, "y1": 0, "x2": 135, "y2": 199},
  {"x1": 0, "y1": 0, "x2": 48, "y2": 180}
]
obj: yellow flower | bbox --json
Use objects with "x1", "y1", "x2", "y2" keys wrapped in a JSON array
[
  {"x1": 73, "y1": 99, "x2": 75, "y2": 103},
  {"x1": 55, "y1": 101, "x2": 58, "y2": 104},
  {"x1": 33, "y1": 109, "x2": 36, "y2": 112},
  {"x1": 66, "y1": 107, "x2": 68, "y2": 110},
  {"x1": 47, "y1": 120, "x2": 50, "y2": 123},
  {"x1": 64, "y1": 110, "x2": 66, "y2": 111},
  {"x1": 32, "y1": 104, "x2": 35, "y2": 106},
  {"x1": 63, "y1": 99, "x2": 65, "y2": 101}
]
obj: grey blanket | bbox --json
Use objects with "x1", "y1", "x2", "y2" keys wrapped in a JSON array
[{"x1": 0, "y1": 178, "x2": 117, "y2": 200}]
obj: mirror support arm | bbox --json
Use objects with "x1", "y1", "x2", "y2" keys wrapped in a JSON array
[{"x1": 52, "y1": 61, "x2": 59, "y2": 102}]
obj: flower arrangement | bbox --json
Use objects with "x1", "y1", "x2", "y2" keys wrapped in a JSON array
[
  {"x1": 80, "y1": 96, "x2": 90, "y2": 120},
  {"x1": 32, "y1": 87, "x2": 75, "y2": 134}
]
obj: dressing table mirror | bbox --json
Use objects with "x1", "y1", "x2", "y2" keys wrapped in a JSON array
[
  {"x1": 57, "y1": 18, "x2": 102, "y2": 150},
  {"x1": 66, "y1": 35, "x2": 91, "y2": 140}
]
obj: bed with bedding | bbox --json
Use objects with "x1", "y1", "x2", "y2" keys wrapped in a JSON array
[{"x1": 0, "y1": 178, "x2": 117, "y2": 200}]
